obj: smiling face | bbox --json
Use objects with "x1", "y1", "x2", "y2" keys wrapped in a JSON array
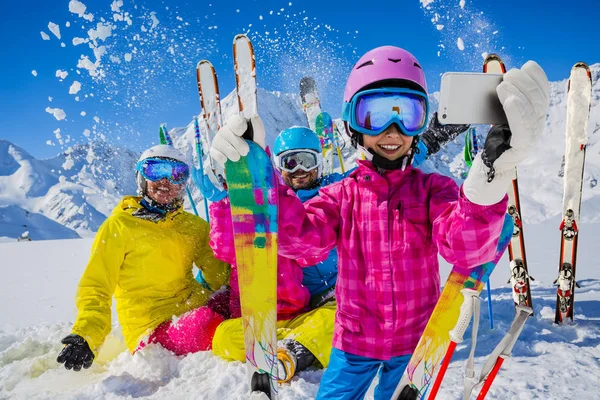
[
  {"x1": 281, "y1": 168, "x2": 319, "y2": 190},
  {"x1": 146, "y1": 178, "x2": 184, "y2": 205},
  {"x1": 361, "y1": 123, "x2": 414, "y2": 161}
]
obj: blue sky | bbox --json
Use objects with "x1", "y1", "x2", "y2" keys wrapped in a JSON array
[{"x1": 2, "y1": 0, "x2": 598, "y2": 159}]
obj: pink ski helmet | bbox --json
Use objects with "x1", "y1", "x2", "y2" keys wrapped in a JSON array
[{"x1": 343, "y1": 46, "x2": 428, "y2": 104}]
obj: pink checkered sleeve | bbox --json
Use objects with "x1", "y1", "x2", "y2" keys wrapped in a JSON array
[
  {"x1": 429, "y1": 174, "x2": 508, "y2": 268},
  {"x1": 208, "y1": 198, "x2": 237, "y2": 266},
  {"x1": 278, "y1": 183, "x2": 340, "y2": 261}
]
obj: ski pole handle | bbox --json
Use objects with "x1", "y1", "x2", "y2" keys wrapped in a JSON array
[{"x1": 449, "y1": 288, "x2": 479, "y2": 343}]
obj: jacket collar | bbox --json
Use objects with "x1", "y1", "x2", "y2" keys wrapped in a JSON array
[
  {"x1": 118, "y1": 196, "x2": 184, "y2": 222},
  {"x1": 352, "y1": 160, "x2": 414, "y2": 187}
]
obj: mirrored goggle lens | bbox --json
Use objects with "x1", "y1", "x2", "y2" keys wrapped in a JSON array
[
  {"x1": 279, "y1": 151, "x2": 319, "y2": 172},
  {"x1": 141, "y1": 159, "x2": 190, "y2": 183},
  {"x1": 355, "y1": 92, "x2": 427, "y2": 134}
]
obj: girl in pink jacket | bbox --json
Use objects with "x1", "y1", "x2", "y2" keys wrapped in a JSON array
[{"x1": 209, "y1": 46, "x2": 549, "y2": 399}]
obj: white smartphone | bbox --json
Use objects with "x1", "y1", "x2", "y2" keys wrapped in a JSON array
[{"x1": 437, "y1": 72, "x2": 508, "y2": 125}]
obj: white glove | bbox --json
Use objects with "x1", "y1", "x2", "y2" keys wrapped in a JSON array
[
  {"x1": 464, "y1": 60, "x2": 550, "y2": 206},
  {"x1": 209, "y1": 114, "x2": 267, "y2": 168}
]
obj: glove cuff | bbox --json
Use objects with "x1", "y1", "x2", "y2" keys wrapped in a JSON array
[{"x1": 463, "y1": 155, "x2": 513, "y2": 206}]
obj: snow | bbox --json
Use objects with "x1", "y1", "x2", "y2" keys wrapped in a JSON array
[
  {"x1": 40, "y1": 31, "x2": 50, "y2": 40},
  {"x1": 48, "y1": 22, "x2": 61, "y2": 39},
  {"x1": 124, "y1": 53, "x2": 132, "y2": 62},
  {"x1": 457, "y1": 37, "x2": 465, "y2": 51},
  {"x1": 72, "y1": 37, "x2": 88, "y2": 46},
  {"x1": 45, "y1": 107, "x2": 66, "y2": 121},
  {"x1": 69, "y1": 81, "x2": 82, "y2": 95},
  {"x1": 87, "y1": 22, "x2": 114, "y2": 42},
  {"x1": 1, "y1": 220, "x2": 599, "y2": 399},
  {"x1": 77, "y1": 55, "x2": 100, "y2": 77},
  {"x1": 55, "y1": 70, "x2": 68, "y2": 80},
  {"x1": 69, "y1": 0, "x2": 94, "y2": 21},
  {"x1": 111, "y1": 0, "x2": 123, "y2": 13},
  {"x1": 31, "y1": 70, "x2": 37, "y2": 77}
]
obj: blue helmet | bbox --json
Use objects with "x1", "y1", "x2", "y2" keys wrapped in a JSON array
[
  {"x1": 273, "y1": 126, "x2": 323, "y2": 177},
  {"x1": 273, "y1": 126, "x2": 321, "y2": 155}
]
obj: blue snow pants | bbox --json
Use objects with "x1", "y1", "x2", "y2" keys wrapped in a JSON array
[{"x1": 316, "y1": 348, "x2": 411, "y2": 400}]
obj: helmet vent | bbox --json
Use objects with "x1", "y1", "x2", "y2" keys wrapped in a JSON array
[
  {"x1": 413, "y1": 62, "x2": 422, "y2": 69},
  {"x1": 356, "y1": 60, "x2": 374, "y2": 69},
  {"x1": 388, "y1": 58, "x2": 402, "y2": 63}
]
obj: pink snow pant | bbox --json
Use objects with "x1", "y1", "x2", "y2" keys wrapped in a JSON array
[{"x1": 139, "y1": 306, "x2": 225, "y2": 356}]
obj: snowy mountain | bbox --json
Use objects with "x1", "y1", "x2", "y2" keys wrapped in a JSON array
[
  {"x1": 1, "y1": 65, "x2": 599, "y2": 240},
  {"x1": 0, "y1": 140, "x2": 138, "y2": 241}
]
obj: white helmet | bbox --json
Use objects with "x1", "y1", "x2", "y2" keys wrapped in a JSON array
[
  {"x1": 136, "y1": 145, "x2": 190, "y2": 197},
  {"x1": 137, "y1": 144, "x2": 189, "y2": 165}
]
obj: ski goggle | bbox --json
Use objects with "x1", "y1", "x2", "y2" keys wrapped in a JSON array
[
  {"x1": 275, "y1": 150, "x2": 322, "y2": 173},
  {"x1": 342, "y1": 88, "x2": 429, "y2": 137},
  {"x1": 136, "y1": 157, "x2": 190, "y2": 184}
]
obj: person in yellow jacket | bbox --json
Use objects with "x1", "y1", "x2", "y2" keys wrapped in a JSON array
[{"x1": 56, "y1": 145, "x2": 230, "y2": 371}]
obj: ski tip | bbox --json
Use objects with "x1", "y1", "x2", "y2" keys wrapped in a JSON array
[
  {"x1": 572, "y1": 61, "x2": 590, "y2": 70},
  {"x1": 483, "y1": 53, "x2": 506, "y2": 73},
  {"x1": 571, "y1": 62, "x2": 592, "y2": 79},
  {"x1": 300, "y1": 76, "x2": 316, "y2": 84},
  {"x1": 233, "y1": 33, "x2": 250, "y2": 43},
  {"x1": 484, "y1": 53, "x2": 502, "y2": 61},
  {"x1": 197, "y1": 59, "x2": 213, "y2": 68}
]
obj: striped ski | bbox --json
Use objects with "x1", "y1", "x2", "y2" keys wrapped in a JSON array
[
  {"x1": 392, "y1": 215, "x2": 513, "y2": 400},
  {"x1": 315, "y1": 112, "x2": 336, "y2": 175},
  {"x1": 554, "y1": 62, "x2": 592, "y2": 324},
  {"x1": 484, "y1": 54, "x2": 535, "y2": 310},
  {"x1": 228, "y1": 33, "x2": 278, "y2": 399}
]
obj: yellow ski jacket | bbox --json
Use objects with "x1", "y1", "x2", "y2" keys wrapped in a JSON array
[{"x1": 70, "y1": 196, "x2": 230, "y2": 354}]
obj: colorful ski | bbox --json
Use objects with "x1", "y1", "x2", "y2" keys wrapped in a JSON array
[
  {"x1": 392, "y1": 214, "x2": 513, "y2": 400},
  {"x1": 299, "y1": 76, "x2": 322, "y2": 132},
  {"x1": 554, "y1": 62, "x2": 592, "y2": 324},
  {"x1": 484, "y1": 54, "x2": 535, "y2": 310},
  {"x1": 315, "y1": 112, "x2": 336, "y2": 175},
  {"x1": 229, "y1": 33, "x2": 278, "y2": 399}
]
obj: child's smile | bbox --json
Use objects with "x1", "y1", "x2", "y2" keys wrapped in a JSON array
[{"x1": 362, "y1": 124, "x2": 414, "y2": 161}]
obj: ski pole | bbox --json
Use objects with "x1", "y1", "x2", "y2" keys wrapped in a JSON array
[
  {"x1": 429, "y1": 288, "x2": 480, "y2": 399},
  {"x1": 472, "y1": 306, "x2": 533, "y2": 399},
  {"x1": 333, "y1": 126, "x2": 346, "y2": 173},
  {"x1": 159, "y1": 125, "x2": 200, "y2": 217},
  {"x1": 194, "y1": 117, "x2": 211, "y2": 222},
  {"x1": 486, "y1": 280, "x2": 494, "y2": 329}
]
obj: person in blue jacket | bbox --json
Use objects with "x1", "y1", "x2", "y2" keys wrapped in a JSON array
[{"x1": 194, "y1": 125, "x2": 351, "y2": 382}]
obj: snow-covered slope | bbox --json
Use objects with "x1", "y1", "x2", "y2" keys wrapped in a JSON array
[
  {"x1": 1, "y1": 64, "x2": 600, "y2": 240},
  {"x1": 1, "y1": 219, "x2": 599, "y2": 399}
]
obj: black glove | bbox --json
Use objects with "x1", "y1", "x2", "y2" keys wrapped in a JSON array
[
  {"x1": 206, "y1": 286, "x2": 232, "y2": 319},
  {"x1": 421, "y1": 112, "x2": 470, "y2": 156},
  {"x1": 56, "y1": 334, "x2": 95, "y2": 371}
]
